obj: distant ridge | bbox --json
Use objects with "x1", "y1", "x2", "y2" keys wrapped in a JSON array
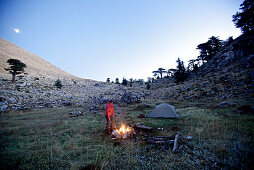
[{"x1": 0, "y1": 38, "x2": 79, "y2": 79}]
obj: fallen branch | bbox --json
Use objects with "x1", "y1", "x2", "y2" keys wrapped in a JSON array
[
  {"x1": 143, "y1": 133, "x2": 192, "y2": 153},
  {"x1": 172, "y1": 133, "x2": 180, "y2": 153},
  {"x1": 135, "y1": 123, "x2": 152, "y2": 131}
]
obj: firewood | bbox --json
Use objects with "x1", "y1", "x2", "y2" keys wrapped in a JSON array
[
  {"x1": 135, "y1": 123, "x2": 152, "y2": 130},
  {"x1": 153, "y1": 135, "x2": 175, "y2": 140},
  {"x1": 172, "y1": 133, "x2": 180, "y2": 153},
  {"x1": 112, "y1": 130, "x2": 121, "y2": 138}
]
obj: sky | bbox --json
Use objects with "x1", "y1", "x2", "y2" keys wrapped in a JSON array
[{"x1": 0, "y1": 0, "x2": 243, "y2": 81}]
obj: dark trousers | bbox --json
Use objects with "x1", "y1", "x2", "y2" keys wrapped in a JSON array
[{"x1": 105, "y1": 115, "x2": 114, "y2": 132}]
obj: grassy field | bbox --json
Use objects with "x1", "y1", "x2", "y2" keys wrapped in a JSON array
[{"x1": 0, "y1": 101, "x2": 254, "y2": 169}]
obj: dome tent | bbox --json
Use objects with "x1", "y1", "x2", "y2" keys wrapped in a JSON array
[{"x1": 148, "y1": 103, "x2": 179, "y2": 118}]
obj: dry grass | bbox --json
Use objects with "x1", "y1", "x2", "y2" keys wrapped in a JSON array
[{"x1": 0, "y1": 102, "x2": 254, "y2": 169}]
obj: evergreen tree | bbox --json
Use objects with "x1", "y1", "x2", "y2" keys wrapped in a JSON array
[
  {"x1": 152, "y1": 68, "x2": 166, "y2": 78},
  {"x1": 233, "y1": 0, "x2": 254, "y2": 33},
  {"x1": 137, "y1": 79, "x2": 144, "y2": 85},
  {"x1": 197, "y1": 36, "x2": 222, "y2": 62},
  {"x1": 55, "y1": 79, "x2": 63, "y2": 89},
  {"x1": 122, "y1": 78, "x2": 128, "y2": 86},
  {"x1": 146, "y1": 83, "x2": 151, "y2": 90},
  {"x1": 129, "y1": 78, "x2": 133, "y2": 87},
  {"x1": 196, "y1": 42, "x2": 209, "y2": 64},
  {"x1": 115, "y1": 78, "x2": 120, "y2": 84},
  {"x1": 174, "y1": 57, "x2": 187, "y2": 82},
  {"x1": 207, "y1": 36, "x2": 222, "y2": 59},
  {"x1": 5, "y1": 59, "x2": 27, "y2": 83}
]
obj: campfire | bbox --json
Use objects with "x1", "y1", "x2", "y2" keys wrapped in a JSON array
[
  {"x1": 111, "y1": 122, "x2": 193, "y2": 153},
  {"x1": 112, "y1": 124, "x2": 136, "y2": 139}
]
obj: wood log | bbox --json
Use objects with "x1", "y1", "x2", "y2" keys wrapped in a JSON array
[
  {"x1": 153, "y1": 135, "x2": 175, "y2": 140},
  {"x1": 135, "y1": 123, "x2": 152, "y2": 131},
  {"x1": 146, "y1": 139, "x2": 174, "y2": 145},
  {"x1": 112, "y1": 130, "x2": 121, "y2": 139},
  {"x1": 172, "y1": 133, "x2": 180, "y2": 153}
]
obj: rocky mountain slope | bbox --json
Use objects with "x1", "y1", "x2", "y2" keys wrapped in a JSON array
[
  {"x1": 0, "y1": 38, "x2": 148, "y2": 112},
  {"x1": 0, "y1": 38, "x2": 77, "y2": 79},
  {"x1": 150, "y1": 33, "x2": 254, "y2": 102},
  {"x1": 0, "y1": 33, "x2": 253, "y2": 112}
]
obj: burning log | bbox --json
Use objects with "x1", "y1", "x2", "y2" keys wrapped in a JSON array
[{"x1": 112, "y1": 124, "x2": 136, "y2": 139}]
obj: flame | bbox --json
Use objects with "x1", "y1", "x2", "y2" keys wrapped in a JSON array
[{"x1": 118, "y1": 124, "x2": 131, "y2": 134}]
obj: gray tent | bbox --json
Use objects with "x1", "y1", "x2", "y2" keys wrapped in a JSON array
[{"x1": 148, "y1": 103, "x2": 179, "y2": 118}]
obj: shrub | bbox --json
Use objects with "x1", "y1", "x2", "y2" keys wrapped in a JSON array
[
  {"x1": 55, "y1": 79, "x2": 63, "y2": 89},
  {"x1": 146, "y1": 83, "x2": 151, "y2": 90}
]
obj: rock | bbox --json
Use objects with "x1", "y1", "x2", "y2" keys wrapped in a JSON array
[
  {"x1": 19, "y1": 82, "x2": 27, "y2": 87},
  {"x1": 242, "y1": 54, "x2": 254, "y2": 68},
  {"x1": 200, "y1": 81, "x2": 210, "y2": 88},
  {"x1": 121, "y1": 92, "x2": 141, "y2": 104},
  {"x1": 0, "y1": 96, "x2": 6, "y2": 102},
  {"x1": 60, "y1": 100, "x2": 73, "y2": 106},
  {"x1": 8, "y1": 97, "x2": 17, "y2": 103},
  {"x1": 217, "y1": 101, "x2": 237, "y2": 108},
  {"x1": 220, "y1": 51, "x2": 235, "y2": 66},
  {"x1": 89, "y1": 104, "x2": 97, "y2": 111},
  {"x1": 69, "y1": 111, "x2": 85, "y2": 117},
  {"x1": 92, "y1": 95, "x2": 108, "y2": 104},
  {"x1": 0, "y1": 104, "x2": 8, "y2": 112}
]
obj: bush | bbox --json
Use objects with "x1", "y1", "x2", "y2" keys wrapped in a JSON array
[
  {"x1": 146, "y1": 83, "x2": 151, "y2": 90},
  {"x1": 55, "y1": 79, "x2": 63, "y2": 89},
  {"x1": 122, "y1": 78, "x2": 128, "y2": 86}
]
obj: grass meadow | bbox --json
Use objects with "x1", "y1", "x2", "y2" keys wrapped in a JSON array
[{"x1": 0, "y1": 101, "x2": 253, "y2": 169}]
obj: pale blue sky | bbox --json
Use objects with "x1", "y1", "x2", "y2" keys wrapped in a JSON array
[{"x1": 0, "y1": 0, "x2": 243, "y2": 81}]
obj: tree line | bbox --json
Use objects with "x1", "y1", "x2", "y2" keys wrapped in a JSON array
[{"x1": 152, "y1": 0, "x2": 253, "y2": 83}]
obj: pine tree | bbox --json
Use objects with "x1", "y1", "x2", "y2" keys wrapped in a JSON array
[
  {"x1": 115, "y1": 78, "x2": 120, "y2": 84},
  {"x1": 5, "y1": 59, "x2": 26, "y2": 83},
  {"x1": 152, "y1": 68, "x2": 166, "y2": 78},
  {"x1": 55, "y1": 79, "x2": 63, "y2": 89},
  {"x1": 174, "y1": 57, "x2": 187, "y2": 82},
  {"x1": 233, "y1": 0, "x2": 254, "y2": 33},
  {"x1": 122, "y1": 78, "x2": 128, "y2": 86}
]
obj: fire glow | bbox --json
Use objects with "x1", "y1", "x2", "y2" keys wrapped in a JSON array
[
  {"x1": 119, "y1": 124, "x2": 131, "y2": 134},
  {"x1": 112, "y1": 124, "x2": 135, "y2": 139}
]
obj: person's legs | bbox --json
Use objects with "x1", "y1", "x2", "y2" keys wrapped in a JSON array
[
  {"x1": 105, "y1": 115, "x2": 110, "y2": 132},
  {"x1": 110, "y1": 115, "x2": 115, "y2": 132}
]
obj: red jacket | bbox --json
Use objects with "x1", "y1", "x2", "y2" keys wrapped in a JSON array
[{"x1": 105, "y1": 102, "x2": 114, "y2": 117}]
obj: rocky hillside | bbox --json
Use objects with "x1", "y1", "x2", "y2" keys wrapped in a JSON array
[
  {"x1": 0, "y1": 38, "x2": 149, "y2": 112},
  {"x1": 0, "y1": 38, "x2": 77, "y2": 79},
  {"x1": 150, "y1": 33, "x2": 254, "y2": 102},
  {"x1": 0, "y1": 33, "x2": 253, "y2": 113}
]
